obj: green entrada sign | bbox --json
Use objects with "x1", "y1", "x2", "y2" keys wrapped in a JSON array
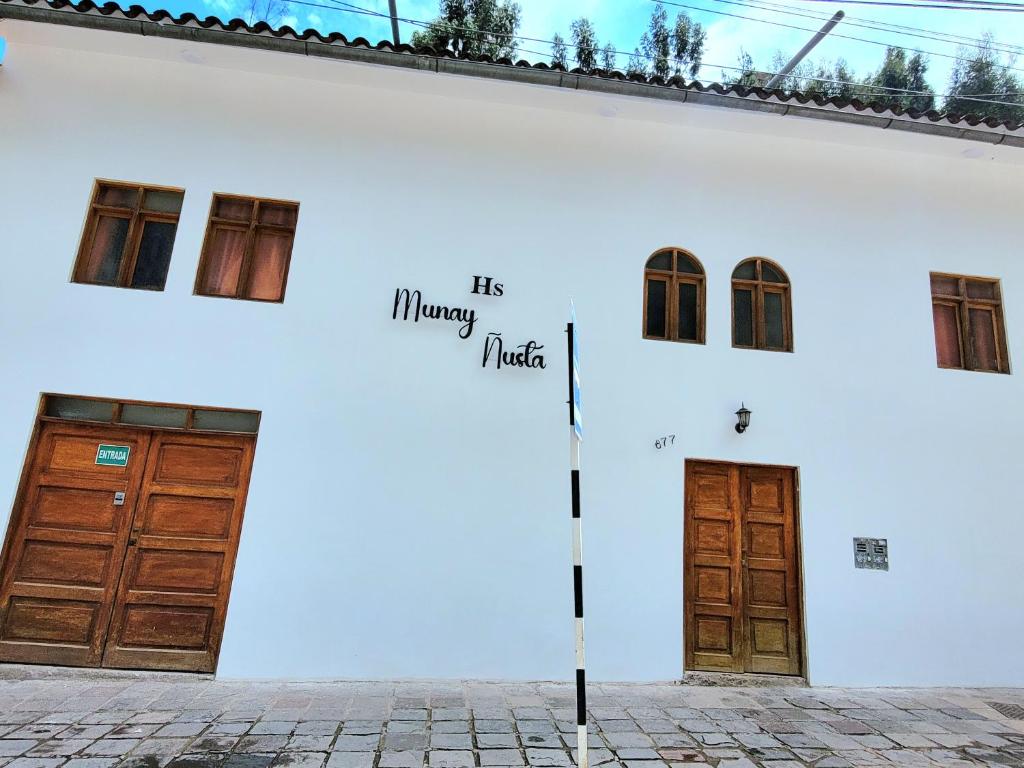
[{"x1": 95, "y1": 444, "x2": 130, "y2": 467}]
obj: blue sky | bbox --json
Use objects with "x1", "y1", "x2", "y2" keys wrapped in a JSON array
[{"x1": 129, "y1": 0, "x2": 1023, "y2": 96}]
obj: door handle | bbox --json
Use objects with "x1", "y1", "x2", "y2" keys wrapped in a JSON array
[{"x1": 113, "y1": 492, "x2": 126, "y2": 506}]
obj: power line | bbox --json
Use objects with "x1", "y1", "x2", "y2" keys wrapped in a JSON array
[
  {"x1": 658, "y1": 0, "x2": 1024, "y2": 73},
  {"x1": 278, "y1": 0, "x2": 1024, "y2": 109},
  {"x1": 741, "y1": 0, "x2": 1024, "y2": 53},
  {"x1": 709, "y1": 0, "x2": 1024, "y2": 57},
  {"x1": 774, "y1": 0, "x2": 1024, "y2": 10}
]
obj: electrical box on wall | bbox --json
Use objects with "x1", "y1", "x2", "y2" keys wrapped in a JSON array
[{"x1": 854, "y1": 537, "x2": 888, "y2": 570}]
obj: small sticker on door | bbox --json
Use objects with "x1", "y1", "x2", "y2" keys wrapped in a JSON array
[{"x1": 95, "y1": 444, "x2": 130, "y2": 467}]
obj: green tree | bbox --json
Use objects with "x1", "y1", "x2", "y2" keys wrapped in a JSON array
[
  {"x1": 640, "y1": 2, "x2": 705, "y2": 79},
  {"x1": 859, "y1": 47, "x2": 935, "y2": 112},
  {"x1": 626, "y1": 47, "x2": 647, "y2": 77},
  {"x1": 410, "y1": 0, "x2": 521, "y2": 59},
  {"x1": 551, "y1": 33, "x2": 568, "y2": 68},
  {"x1": 944, "y1": 34, "x2": 1024, "y2": 123},
  {"x1": 601, "y1": 42, "x2": 617, "y2": 72},
  {"x1": 570, "y1": 17, "x2": 599, "y2": 73}
]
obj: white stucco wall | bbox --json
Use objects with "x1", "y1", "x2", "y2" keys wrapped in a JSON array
[{"x1": 1, "y1": 21, "x2": 1022, "y2": 687}]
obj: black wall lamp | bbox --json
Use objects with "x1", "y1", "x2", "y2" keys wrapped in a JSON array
[{"x1": 735, "y1": 403, "x2": 752, "y2": 434}]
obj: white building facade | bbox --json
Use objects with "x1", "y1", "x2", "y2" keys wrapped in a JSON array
[{"x1": 1, "y1": 1, "x2": 1023, "y2": 687}]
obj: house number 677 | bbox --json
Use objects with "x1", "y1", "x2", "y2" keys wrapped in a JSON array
[{"x1": 654, "y1": 435, "x2": 676, "y2": 449}]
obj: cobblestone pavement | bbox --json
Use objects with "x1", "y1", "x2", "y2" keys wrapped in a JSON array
[{"x1": 0, "y1": 674, "x2": 1022, "y2": 768}]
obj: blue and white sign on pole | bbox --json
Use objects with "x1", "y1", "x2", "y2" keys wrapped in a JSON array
[
  {"x1": 571, "y1": 303, "x2": 583, "y2": 442},
  {"x1": 566, "y1": 301, "x2": 587, "y2": 768}
]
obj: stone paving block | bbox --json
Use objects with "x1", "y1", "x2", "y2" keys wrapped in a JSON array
[
  {"x1": 476, "y1": 722, "x2": 514, "y2": 735},
  {"x1": 201, "y1": 726, "x2": 249, "y2": 738},
  {"x1": 337, "y1": 726, "x2": 380, "y2": 738},
  {"x1": 428, "y1": 724, "x2": 467, "y2": 736},
  {"x1": 815, "y1": 758, "x2": 854, "y2": 768},
  {"x1": 384, "y1": 735, "x2": 426, "y2": 752},
  {"x1": 222, "y1": 755, "x2": 275, "y2": 768},
  {"x1": 714, "y1": 760, "x2": 756, "y2": 768},
  {"x1": 7, "y1": 728, "x2": 65, "y2": 741},
  {"x1": 234, "y1": 737, "x2": 289, "y2": 754},
  {"x1": 600, "y1": 735, "x2": 653, "y2": 750},
  {"x1": 734, "y1": 733, "x2": 781, "y2": 749},
  {"x1": 127, "y1": 714, "x2": 177, "y2": 726},
  {"x1": 426, "y1": 751, "x2": 473, "y2": 768},
  {"x1": 516, "y1": 723, "x2": 557, "y2": 736},
  {"x1": 694, "y1": 734, "x2": 735, "y2": 747},
  {"x1": 476, "y1": 735, "x2": 517, "y2": 749},
  {"x1": 292, "y1": 725, "x2": 336, "y2": 738},
  {"x1": 330, "y1": 737, "x2": 379, "y2": 752},
  {"x1": 285, "y1": 737, "x2": 332, "y2": 753},
  {"x1": 27, "y1": 739, "x2": 92, "y2": 756},
  {"x1": 187, "y1": 737, "x2": 238, "y2": 753},
  {"x1": 270, "y1": 753, "x2": 327, "y2": 768},
  {"x1": 116, "y1": 756, "x2": 174, "y2": 768},
  {"x1": 389, "y1": 712, "x2": 427, "y2": 723},
  {"x1": 478, "y1": 750, "x2": 523, "y2": 766},
  {"x1": 519, "y1": 736, "x2": 560, "y2": 750},
  {"x1": 377, "y1": 752, "x2": 424, "y2": 768},
  {"x1": 647, "y1": 735, "x2": 695, "y2": 750},
  {"x1": 635, "y1": 722, "x2": 677, "y2": 735},
  {"x1": 165, "y1": 757, "x2": 226, "y2": 768},
  {"x1": 106, "y1": 726, "x2": 161, "y2": 740},
  {"x1": 387, "y1": 725, "x2": 426, "y2": 736},
  {"x1": 675, "y1": 722, "x2": 716, "y2": 735},
  {"x1": 83, "y1": 741, "x2": 140, "y2": 758},
  {"x1": 612, "y1": 749, "x2": 659, "y2": 761},
  {"x1": 5, "y1": 758, "x2": 67, "y2": 768},
  {"x1": 569, "y1": 748, "x2": 615, "y2": 765},
  {"x1": 55, "y1": 728, "x2": 112, "y2": 742},
  {"x1": 513, "y1": 710, "x2": 549, "y2": 721},
  {"x1": 249, "y1": 725, "x2": 295, "y2": 737},
  {"x1": 324, "y1": 753, "x2": 373, "y2": 768},
  {"x1": 523, "y1": 749, "x2": 570, "y2": 767},
  {"x1": 431, "y1": 711, "x2": 468, "y2": 722},
  {"x1": 154, "y1": 726, "x2": 204, "y2": 740},
  {"x1": 61, "y1": 759, "x2": 117, "y2": 768},
  {"x1": 427, "y1": 735, "x2": 471, "y2": 751},
  {"x1": 776, "y1": 733, "x2": 825, "y2": 749}
]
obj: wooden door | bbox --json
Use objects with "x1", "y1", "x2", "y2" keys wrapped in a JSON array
[
  {"x1": 101, "y1": 431, "x2": 255, "y2": 672},
  {"x1": 0, "y1": 423, "x2": 151, "y2": 666},
  {"x1": 684, "y1": 461, "x2": 802, "y2": 676}
]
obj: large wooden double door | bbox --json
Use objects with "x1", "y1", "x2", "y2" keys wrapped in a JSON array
[
  {"x1": 684, "y1": 460, "x2": 803, "y2": 675},
  {"x1": 0, "y1": 421, "x2": 255, "y2": 672}
]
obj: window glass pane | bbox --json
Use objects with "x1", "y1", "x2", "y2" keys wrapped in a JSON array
[
  {"x1": 258, "y1": 203, "x2": 298, "y2": 227},
  {"x1": 199, "y1": 225, "x2": 248, "y2": 296},
  {"x1": 131, "y1": 220, "x2": 177, "y2": 290},
  {"x1": 79, "y1": 215, "x2": 129, "y2": 285},
  {"x1": 733, "y1": 288, "x2": 754, "y2": 346},
  {"x1": 932, "y1": 302, "x2": 963, "y2": 368},
  {"x1": 764, "y1": 291, "x2": 786, "y2": 349},
  {"x1": 45, "y1": 396, "x2": 115, "y2": 422},
  {"x1": 142, "y1": 190, "x2": 183, "y2": 213},
  {"x1": 118, "y1": 404, "x2": 188, "y2": 428},
  {"x1": 647, "y1": 252, "x2": 672, "y2": 271},
  {"x1": 645, "y1": 278, "x2": 668, "y2": 338},
  {"x1": 214, "y1": 197, "x2": 254, "y2": 221},
  {"x1": 969, "y1": 307, "x2": 999, "y2": 371},
  {"x1": 97, "y1": 185, "x2": 137, "y2": 208},
  {"x1": 733, "y1": 260, "x2": 756, "y2": 280},
  {"x1": 246, "y1": 229, "x2": 293, "y2": 301},
  {"x1": 965, "y1": 280, "x2": 997, "y2": 300},
  {"x1": 677, "y1": 282, "x2": 698, "y2": 341},
  {"x1": 676, "y1": 252, "x2": 701, "y2": 274},
  {"x1": 193, "y1": 410, "x2": 260, "y2": 433},
  {"x1": 930, "y1": 275, "x2": 959, "y2": 296},
  {"x1": 762, "y1": 262, "x2": 786, "y2": 284}
]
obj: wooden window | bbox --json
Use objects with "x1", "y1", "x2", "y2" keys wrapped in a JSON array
[
  {"x1": 731, "y1": 258, "x2": 792, "y2": 352},
  {"x1": 73, "y1": 181, "x2": 184, "y2": 290},
  {"x1": 643, "y1": 248, "x2": 705, "y2": 344},
  {"x1": 195, "y1": 194, "x2": 299, "y2": 303},
  {"x1": 930, "y1": 273, "x2": 1009, "y2": 373}
]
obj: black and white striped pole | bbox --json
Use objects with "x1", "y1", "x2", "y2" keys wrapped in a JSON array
[{"x1": 567, "y1": 304, "x2": 587, "y2": 768}]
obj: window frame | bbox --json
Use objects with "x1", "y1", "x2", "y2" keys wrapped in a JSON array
[
  {"x1": 194, "y1": 193, "x2": 300, "y2": 304},
  {"x1": 73, "y1": 179, "x2": 184, "y2": 291},
  {"x1": 731, "y1": 257, "x2": 793, "y2": 352},
  {"x1": 642, "y1": 247, "x2": 706, "y2": 345},
  {"x1": 929, "y1": 271, "x2": 1009, "y2": 374}
]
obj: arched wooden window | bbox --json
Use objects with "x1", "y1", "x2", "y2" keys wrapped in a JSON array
[
  {"x1": 643, "y1": 248, "x2": 705, "y2": 344},
  {"x1": 732, "y1": 258, "x2": 792, "y2": 351}
]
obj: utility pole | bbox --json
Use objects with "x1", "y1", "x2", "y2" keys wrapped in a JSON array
[
  {"x1": 764, "y1": 11, "x2": 844, "y2": 90},
  {"x1": 388, "y1": 0, "x2": 401, "y2": 46}
]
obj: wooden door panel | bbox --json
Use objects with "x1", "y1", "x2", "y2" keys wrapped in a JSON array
[
  {"x1": 0, "y1": 423, "x2": 150, "y2": 667},
  {"x1": 686, "y1": 461, "x2": 802, "y2": 677},
  {"x1": 685, "y1": 462, "x2": 743, "y2": 672},
  {"x1": 739, "y1": 466, "x2": 801, "y2": 676},
  {"x1": 102, "y1": 432, "x2": 254, "y2": 673}
]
